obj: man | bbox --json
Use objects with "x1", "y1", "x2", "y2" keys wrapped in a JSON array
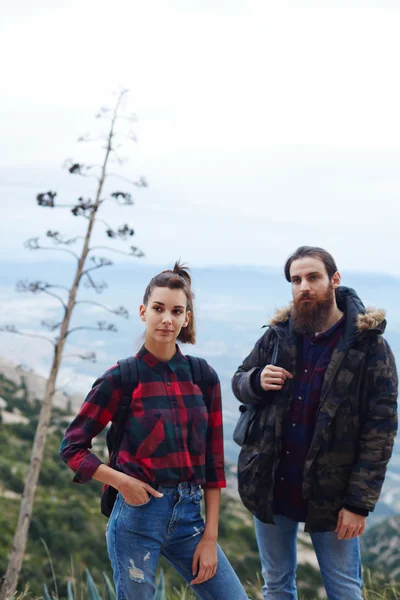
[{"x1": 232, "y1": 246, "x2": 398, "y2": 600}]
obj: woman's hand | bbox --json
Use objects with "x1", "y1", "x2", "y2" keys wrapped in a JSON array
[
  {"x1": 190, "y1": 537, "x2": 218, "y2": 585},
  {"x1": 117, "y1": 474, "x2": 163, "y2": 505}
]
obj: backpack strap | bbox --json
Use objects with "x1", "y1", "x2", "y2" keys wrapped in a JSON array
[
  {"x1": 186, "y1": 355, "x2": 213, "y2": 399},
  {"x1": 112, "y1": 356, "x2": 139, "y2": 454}
]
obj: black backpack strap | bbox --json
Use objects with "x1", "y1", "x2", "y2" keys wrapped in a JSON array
[
  {"x1": 113, "y1": 356, "x2": 139, "y2": 450},
  {"x1": 186, "y1": 355, "x2": 213, "y2": 398}
]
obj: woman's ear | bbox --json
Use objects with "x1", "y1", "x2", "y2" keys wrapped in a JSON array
[
  {"x1": 139, "y1": 304, "x2": 147, "y2": 322},
  {"x1": 182, "y1": 310, "x2": 191, "y2": 328}
]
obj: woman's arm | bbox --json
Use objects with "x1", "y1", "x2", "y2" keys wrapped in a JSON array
[
  {"x1": 191, "y1": 488, "x2": 220, "y2": 585},
  {"x1": 59, "y1": 365, "x2": 123, "y2": 483}
]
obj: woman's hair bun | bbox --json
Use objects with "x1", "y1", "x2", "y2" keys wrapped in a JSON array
[{"x1": 172, "y1": 261, "x2": 191, "y2": 285}]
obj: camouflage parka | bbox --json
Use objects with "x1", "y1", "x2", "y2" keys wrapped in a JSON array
[{"x1": 232, "y1": 287, "x2": 398, "y2": 532}]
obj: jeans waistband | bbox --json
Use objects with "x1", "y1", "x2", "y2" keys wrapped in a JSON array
[{"x1": 155, "y1": 482, "x2": 201, "y2": 496}]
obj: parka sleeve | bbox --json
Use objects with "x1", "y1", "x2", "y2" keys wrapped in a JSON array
[
  {"x1": 59, "y1": 364, "x2": 123, "y2": 484},
  {"x1": 344, "y1": 337, "x2": 398, "y2": 512},
  {"x1": 231, "y1": 328, "x2": 275, "y2": 405}
]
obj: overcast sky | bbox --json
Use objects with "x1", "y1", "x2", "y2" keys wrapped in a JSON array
[{"x1": 1, "y1": 0, "x2": 400, "y2": 275}]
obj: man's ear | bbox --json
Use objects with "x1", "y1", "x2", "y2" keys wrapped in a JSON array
[{"x1": 331, "y1": 272, "x2": 341, "y2": 289}]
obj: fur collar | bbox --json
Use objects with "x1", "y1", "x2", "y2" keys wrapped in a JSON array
[{"x1": 269, "y1": 304, "x2": 386, "y2": 332}]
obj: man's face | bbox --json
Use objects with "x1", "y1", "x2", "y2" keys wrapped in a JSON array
[{"x1": 289, "y1": 256, "x2": 339, "y2": 334}]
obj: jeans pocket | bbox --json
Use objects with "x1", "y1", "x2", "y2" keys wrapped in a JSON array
[{"x1": 123, "y1": 494, "x2": 153, "y2": 509}]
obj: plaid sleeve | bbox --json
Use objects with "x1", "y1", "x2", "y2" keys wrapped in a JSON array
[
  {"x1": 59, "y1": 364, "x2": 123, "y2": 484},
  {"x1": 203, "y1": 367, "x2": 226, "y2": 489}
]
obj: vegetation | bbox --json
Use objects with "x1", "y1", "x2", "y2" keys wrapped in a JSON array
[{"x1": 1, "y1": 374, "x2": 399, "y2": 599}]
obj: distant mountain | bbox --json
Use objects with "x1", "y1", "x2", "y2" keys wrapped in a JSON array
[{"x1": 362, "y1": 515, "x2": 400, "y2": 580}]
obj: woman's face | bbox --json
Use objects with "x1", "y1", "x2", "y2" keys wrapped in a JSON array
[{"x1": 139, "y1": 286, "x2": 190, "y2": 344}]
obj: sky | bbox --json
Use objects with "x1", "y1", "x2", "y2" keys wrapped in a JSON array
[{"x1": 1, "y1": 0, "x2": 400, "y2": 275}]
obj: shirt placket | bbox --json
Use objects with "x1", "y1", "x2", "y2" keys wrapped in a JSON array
[{"x1": 163, "y1": 367, "x2": 185, "y2": 456}]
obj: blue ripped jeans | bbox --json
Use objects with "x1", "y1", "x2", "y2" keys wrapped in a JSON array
[{"x1": 106, "y1": 482, "x2": 248, "y2": 600}]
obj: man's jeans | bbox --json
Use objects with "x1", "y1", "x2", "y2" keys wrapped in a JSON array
[
  {"x1": 254, "y1": 514, "x2": 363, "y2": 600},
  {"x1": 106, "y1": 482, "x2": 249, "y2": 600}
]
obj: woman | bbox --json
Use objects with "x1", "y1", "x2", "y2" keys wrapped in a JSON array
[{"x1": 60, "y1": 263, "x2": 248, "y2": 600}]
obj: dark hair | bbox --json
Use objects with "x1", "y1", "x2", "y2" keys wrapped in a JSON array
[
  {"x1": 284, "y1": 246, "x2": 338, "y2": 282},
  {"x1": 143, "y1": 261, "x2": 196, "y2": 344}
]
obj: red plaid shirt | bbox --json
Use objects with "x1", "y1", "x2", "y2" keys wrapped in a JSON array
[{"x1": 60, "y1": 345, "x2": 226, "y2": 489}]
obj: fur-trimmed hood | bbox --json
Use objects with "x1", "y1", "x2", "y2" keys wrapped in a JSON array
[{"x1": 268, "y1": 286, "x2": 387, "y2": 335}]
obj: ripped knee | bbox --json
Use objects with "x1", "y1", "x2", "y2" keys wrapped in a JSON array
[{"x1": 128, "y1": 558, "x2": 145, "y2": 583}]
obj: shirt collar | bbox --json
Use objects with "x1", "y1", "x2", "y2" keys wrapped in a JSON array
[{"x1": 137, "y1": 344, "x2": 187, "y2": 373}]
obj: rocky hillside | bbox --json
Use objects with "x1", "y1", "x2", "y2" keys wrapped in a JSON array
[{"x1": 362, "y1": 515, "x2": 400, "y2": 580}]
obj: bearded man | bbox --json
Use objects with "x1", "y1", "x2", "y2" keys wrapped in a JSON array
[{"x1": 232, "y1": 246, "x2": 398, "y2": 600}]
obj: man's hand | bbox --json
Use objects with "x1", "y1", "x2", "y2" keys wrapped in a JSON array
[
  {"x1": 190, "y1": 538, "x2": 218, "y2": 585},
  {"x1": 117, "y1": 474, "x2": 163, "y2": 506},
  {"x1": 260, "y1": 365, "x2": 293, "y2": 391},
  {"x1": 335, "y1": 508, "x2": 366, "y2": 540}
]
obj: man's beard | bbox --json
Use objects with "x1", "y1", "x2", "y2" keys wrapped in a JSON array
[{"x1": 292, "y1": 284, "x2": 335, "y2": 335}]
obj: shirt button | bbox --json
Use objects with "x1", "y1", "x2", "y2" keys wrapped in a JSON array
[
  {"x1": 304, "y1": 369, "x2": 308, "y2": 373},
  {"x1": 292, "y1": 423, "x2": 296, "y2": 427},
  {"x1": 281, "y1": 477, "x2": 284, "y2": 481},
  {"x1": 298, "y1": 396, "x2": 302, "y2": 400},
  {"x1": 286, "y1": 451, "x2": 290, "y2": 455},
  {"x1": 166, "y1": 382, "x2": 171, "y2": 386}
]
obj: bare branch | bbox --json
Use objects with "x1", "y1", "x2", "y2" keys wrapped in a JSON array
[
  {"x1": 83, "y1": 272, "x2": 108, "y2": 294},
  {"x1": 88, "y1": 245, "x2": 145, "y2": 258},
  {"x1": 113, "y1": 133, "x2": 137, "y2": 144},
  {"x1": 77, "y1": 135, "x2": 103, "y2": 144},
  {"x1": 16, "y1": 280, "x2": 68, "y2": 310},
  {"x1": 107, "y1": 173, "x2": 148, "y2": 188},
  {"x1": 46, "y1": 231, "x2": 83, "y2": 246},
  {"x1": 116, "y1": 113, "x2": 138, "y2": 123},
  {"x1": 24, "y1": 238, "x2": 80, "y2": 260},
  {"x1": 40, "y1": 319, "x2": 62, "y2": 332},
  {"x1": 63, "y1": 351, "x2": 97, "y2": 363},
  {"x1": 134, "y1": 176, "x2": 148, "y2": 188},
  {"x1": 82, "y1": 256, "x2": 113, "y2": 276},
  {"x1": 75, "y1": 300, "x2": 129, "y2": 319},
  {"x1": 95, "y1": 217, "x2": 115, "y2": 231},
  {"x1": 95, "y1": 106, "x2": 112, "y2": 119},
  {"x1": 0, "y1": 325, "x2": 55, "y2": 347},
  {"x1": 110, "y1": 148, "x2": 127, "y2": 166},
  {"x1": 66, "y1": 321, "x2": 117, "y2": 338}
]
